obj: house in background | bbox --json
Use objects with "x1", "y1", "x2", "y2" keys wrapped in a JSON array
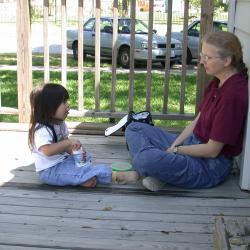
[{"x1": 137, "y1": 0, "x2": 184, "y2": 13}]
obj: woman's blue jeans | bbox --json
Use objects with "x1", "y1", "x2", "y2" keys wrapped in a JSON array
[{"x1": 125, "y1": 122, "x2": 233, "y2": 188}]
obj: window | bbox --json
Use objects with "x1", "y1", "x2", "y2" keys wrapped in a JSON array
[
  {"x1": 100, "y1": 19, "x2": 113, "y2": 32},
  {"x1": 213, "y1": 22, "x2": 228, "y2": 32},
  {"x1": 189, "y1": 22, "x2": 200, "y2": 37},
  {"x1": 84, "y1": 19, "x2": 95, "y2": 31}
]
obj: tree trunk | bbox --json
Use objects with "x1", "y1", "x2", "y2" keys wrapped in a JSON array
[{"x1": 122, "y1": 0, "x2": 128, "y2": 16}]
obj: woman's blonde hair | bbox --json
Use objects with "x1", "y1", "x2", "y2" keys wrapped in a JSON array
[{"x1": 203, "y1": 31, "x2": 248, "y2": 79}]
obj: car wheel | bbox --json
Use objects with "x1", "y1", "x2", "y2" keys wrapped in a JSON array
[
  {"x1": 72, "y1": 41, "x2": 78, "y2": 60},
  {"x1": 119, "y1": 47, "x2": 130, "y2": 68},
  {"x1": 161, "y1": 61, "x2": 175, "y2": 68},
  {"x1": 186, "y1": 48, "x2": 192, "y2": 65}
]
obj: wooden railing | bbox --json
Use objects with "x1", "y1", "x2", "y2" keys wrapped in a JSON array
[{"x1": 0, "y1": 0, "x2": 214, "y2": 124}]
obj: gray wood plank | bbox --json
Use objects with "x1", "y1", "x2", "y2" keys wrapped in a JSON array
[
  {"x1": 1, "y1": 186, "x2": 250, "y2": 209},
  {"x1": 0, "y1": 233, "x2": 214, "y2": 250},
  {"x1": 0, "y1": 245, "x2": 62, "y2": 250},
  {"x1": 0, "y1": 222, "x2": 213, "y2": 244},
  {"x1": 2, "y1": 173, "x2": 250, "y2": 200},
  {"x1": 0, "y1": 203, "x2": 215, "y2": 224},
  {"x1": 0, "y1": 213, "x2": 212, "y2": 234},
  {"x1": 1, "y1": 192, "x2": 250, "y2": 217}
]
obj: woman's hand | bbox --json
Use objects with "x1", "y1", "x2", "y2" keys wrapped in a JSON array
[
  {"x1": 166, "y1": 139, "x2": 225, "y2": 158},
  {"x1": 166, "y1": 146, "x2": 175, "y2": 154}
]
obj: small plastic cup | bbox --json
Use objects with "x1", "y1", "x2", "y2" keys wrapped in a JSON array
[{"x1": 72, "y1": 148, "x2": 87, "y2": 168}]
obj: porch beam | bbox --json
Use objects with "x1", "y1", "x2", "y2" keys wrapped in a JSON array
[
  {"x1": 43, "y1": 0, "x2": 50, "y2": 83},
  {"x1": 179, "y1": 0, "x2": 189, "y2": 114},
  {"x1": 16, "y1": 0, "x2": 32, "y2": 123},
  {"x1": 68, "y1": 110, "x2": 194, "y2": 121},
  {"x1": 163, "y1": 0, "x2": 172, "y2": 113},
  {"x1": 77, "y1": 0, "x2": 84, "y2": 111},
  {"x1": 145, "y1": 0, "x2": 153, "y2": 111},
  {"x1": 111, "y1": 0, "x2": 118, "y2": 112},
  {"x1": 128, "y1": 0, "x2": 136, "y2": 111},
  {"x1": 95, "y1": 0, "x2": 101, "y2": 111},
  {"x1": 61, "y1": 0, "x2": 67, "y2": 87},
  {"x1": 195, "y1": 0, "x2": 214, "y2": 113}
]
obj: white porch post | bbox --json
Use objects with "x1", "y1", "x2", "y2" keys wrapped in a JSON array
[
  {"x1": 228, "y1": 0, "x2": 250, "y2": 190},
  {"x1": 240, "y1": 79, "x2": 250, "y2": 190}
]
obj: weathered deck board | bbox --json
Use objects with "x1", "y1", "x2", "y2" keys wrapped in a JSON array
[
  {"x1": 0, "y1": 246, "x2": 60, "y2": 250},
  {"x1": 1, "y1": 130, "x2": 250, "y2": 250}
]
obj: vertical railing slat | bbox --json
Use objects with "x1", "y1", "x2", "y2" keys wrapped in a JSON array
[
  {"x1": 16, "y1": 0, "x2": 32, "y2": 123},
  {"x1": 146, "y1": 0, "x2": 154, "y2": 111},
  {"x1": 163, "y1": 0, "x2": 172, "y2": 113},
  {"x1": 95, "y1": 0, "x2": 101, "y2": 111},
  {"x1": 128, "y1": 0, "x2": 136, "y2": 111},
  {"x1": 195, "y1": 0, "x2": 214, "y2": 113},
  {"x1": 111, "y1": 0, "x2": 118, "y2": 112},
  {"x1": 179, "y1": 0, "x2": 189, "y2": 114},
  {"x1": 78, "y1": 0, "x2": 84, "y2": 111},
  {"x1": 43, "y1": 0, "x2": 50, "y2": 84},
  {"x1": 61, "y1": 0, "x2": 67, "y2": 87}
]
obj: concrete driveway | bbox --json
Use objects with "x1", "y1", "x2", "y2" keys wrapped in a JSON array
[{"x1": 0, "y1": 23, "x2": 68, "y2": 54}]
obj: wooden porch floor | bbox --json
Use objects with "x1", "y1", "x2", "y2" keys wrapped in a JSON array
[{"x1": 0, "y1": 129, "x2": 250, "y2": 250}]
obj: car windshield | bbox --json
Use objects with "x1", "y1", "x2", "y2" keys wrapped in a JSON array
[
  {"x1": 118, "y1": 19, "x2": 148, "y2": 34},
  {"x1": 84, "y1": 18, "x2": 151, "y2": 34}
]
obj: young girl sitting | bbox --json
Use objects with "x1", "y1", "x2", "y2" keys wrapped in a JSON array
[{"x1": 28, "y1": 83, "x2": 138, "y2": 187}]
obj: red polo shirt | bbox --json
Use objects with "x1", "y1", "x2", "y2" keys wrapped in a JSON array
[{"x1": 193, "y1": 73, "x2": 248, "y2": 157}]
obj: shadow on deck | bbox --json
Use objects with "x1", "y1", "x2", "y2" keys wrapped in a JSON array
[{"x1": 0, "y1": 129, "x2": 250, "y2": 250}]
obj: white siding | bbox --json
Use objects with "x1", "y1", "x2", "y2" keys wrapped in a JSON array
[{"x1": 233, "y1": 0, "x2": 250, "y2": 190}]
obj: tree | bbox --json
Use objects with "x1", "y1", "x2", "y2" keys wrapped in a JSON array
[
  {"x1": 122, "y1": 0, "x2": 129, "y2": 16},
  {"x1": 189, "y1": 0, "x2": 228, "y2": 11},
  {"x1": 118, "y1": 0, "x2": 129, "y2": 17}
]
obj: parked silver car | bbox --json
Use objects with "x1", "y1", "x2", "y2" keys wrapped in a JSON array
[
  {"x1": 67, "y1": 17, "x2": 182, "y2": 68},
  {"x1": 171, "y1": 20, "x2": 227, "y2": 64}
]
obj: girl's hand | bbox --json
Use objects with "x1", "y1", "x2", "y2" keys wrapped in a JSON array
[
  {"x1": 39, "y1": 138, "x2": 82, "y2": 156},
  {"x1": 68, "y1": 139, "x2": 82, "y2": 151}
]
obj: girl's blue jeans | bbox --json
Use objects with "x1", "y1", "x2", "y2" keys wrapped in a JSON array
[
  {"x1": 38, "y1": 156, "x2": 112, "y2": 186},
  {"x1": 125, "y1": 122, "x2": 233, "y2": 188}
]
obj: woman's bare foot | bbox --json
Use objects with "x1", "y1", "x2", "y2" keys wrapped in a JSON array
[
  {"x1": 81, "y1": 176, "x2": 97, "y2": 187},
  {"x1": 112, "y1": 171, "x2": 139, "y2": 184}
]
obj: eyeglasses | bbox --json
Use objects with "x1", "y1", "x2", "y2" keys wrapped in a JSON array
[{"x1": 200, "y1": 52, "x2": 221, "y2": 62}]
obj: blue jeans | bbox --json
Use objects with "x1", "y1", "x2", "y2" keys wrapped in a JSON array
[
  {"x1": 38, "y1": 155, "x2": 112, "y2": 186},
  {"x1": 125, "y1": 122, "x2": 233, "y2": 188}
]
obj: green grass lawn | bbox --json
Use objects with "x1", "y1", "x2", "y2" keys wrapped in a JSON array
[
  {"x1": 0, "y1": 68, "x2": 197, "y2": 128},
  {"x1": 0, "y1": 53, "x2": 115, "y2": 68},
  {"x1": 0, "y1": 53, "x2": 197, "y2": 127}
]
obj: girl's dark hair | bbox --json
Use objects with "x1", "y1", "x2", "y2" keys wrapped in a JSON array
[
  {"x1": 28, "y1": 83, "x2": 69, "y2": 150},
  {"x1": 203, "y1": 31, "x2": 248, "y2": 79}
]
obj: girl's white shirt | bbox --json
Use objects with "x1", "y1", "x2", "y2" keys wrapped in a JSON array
[{"x1": 32, "y1": 121, "x2": 69, "y2": 172}]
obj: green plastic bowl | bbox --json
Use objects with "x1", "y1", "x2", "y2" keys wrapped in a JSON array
[{"x1": 111, "y1": 162, "x2": 132, "y2": 171}]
